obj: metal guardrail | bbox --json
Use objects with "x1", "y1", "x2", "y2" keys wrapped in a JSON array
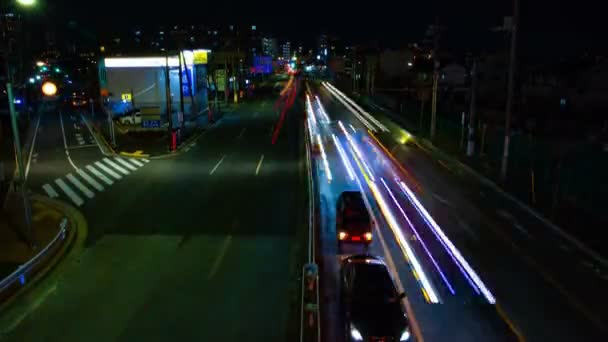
[
  {"x1": 0, "y1": 218, "x2": 68, "y2": 294},
  {"x1": 300, "y1": 118, "x2": 321, "y2": 342}
]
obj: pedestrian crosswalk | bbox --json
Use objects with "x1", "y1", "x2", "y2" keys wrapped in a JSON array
[{"x1": 41, "y1": 157, "x2": 150, "y2": 206}]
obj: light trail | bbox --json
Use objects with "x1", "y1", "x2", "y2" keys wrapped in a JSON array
[
  {"x1": 332, "y1": 134, "x2": 356, "y2": 181},
  {"x1": 323, "y1": 82, "x2": 389, "y2": 132},
  {"x1": 338, "y1": 121, "x2": 375, "y2": 182},
  {"x1": 322, "y1": 83, "x2": 376, "y2": 132},
  {"x1": 339, "y1": 128, "x2": 440, "y2": 304},
  {"x1": 379, "y1": 178, "x2": 456, "y2": 295},
  {"x1": 397, "y1": 180, "x2": 496, "y2": 304},
  {"x1": 316, "y1": 134, "x2": 332, "y2": 183},
  {"x1": 315, "y1": 96, "x2": 331, "y2": 122}
]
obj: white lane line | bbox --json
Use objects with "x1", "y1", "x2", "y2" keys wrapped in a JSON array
[
  {"x1": 59, "y1": 112, "x2": 78, "y2": 171},
  {"x1": 94, "y1": 161, "x2": 122, "y2": 180},
  {"x1": 237, "y1": 128, "x2": 246, "y2": 139},
  {"x1": 255, "y1": 154, "x2": 265, "y2": 175},
  {"x1": 128, "y1": 159, "x2": 144, "y2": 167},
  {"x1": 114, "y1": 157, "x2": 138, "y2": 171},
  {"x1": 76, "y1": 168, "x2": 104, "y2": 192},
  {"x1": 42, "y1": 184, "x2": 59, "y2": 198},
  {"x1": 210, "y1": 155, "x2": 226, "y2": 175},
  {"x1": 55, "y1": 178, "x2": 84, "y2": 206},
  {"x1": 66, "y1": 173, "x2": 95, "y2": 199},
  {"x1": 87, "y1": 165, "x2": 114, "y2": 184},
  {"x1": 103, "y1": 158, "x2": 130, "y2": 175},
  {"x1": 25, "y1": 113, "x2": 42, "y2": 180},
  {"x1": 141, "y1": 158, "x2": 150, "y2": 163}
]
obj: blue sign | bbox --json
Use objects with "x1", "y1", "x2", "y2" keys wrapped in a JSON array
[
  {"x1": 181, "y1": 65, "x2": 195, "y2": 97},
  {"x1": 142, "y1": 120, "x2": 161, "y2": 128}
]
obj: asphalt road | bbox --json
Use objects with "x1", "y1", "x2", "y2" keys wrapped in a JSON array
[
  {"x1": 310, "y1": 81, "x2": 607, "y2": 342},
  {"x1": 1, "y1": 93, "x2": 306, "y2": 341}
]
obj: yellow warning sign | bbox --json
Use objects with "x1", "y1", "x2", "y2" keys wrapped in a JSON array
[
  {"x1": 193, "y1": 50, "x2": 208, "y2": 65},
  {"x1": 121, "y1": 93, "x2": 132, "y2": 102}
]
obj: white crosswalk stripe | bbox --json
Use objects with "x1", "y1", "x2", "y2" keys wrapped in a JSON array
[
  {"x1": 87, "y1": 164, "x2": 114, "y2": 185},
  {"x1": 94, "y1": 161, "x2": 122, "y2": 180},
  {"x1": 102, "y1": 158, "x2": 130, "y2": 175},
  {"x1": 66, "y1": 173, "x2": 95, "y2": 199},
  {"x1": 76, "y1": 168, "x2": 104, "y2": 191},
  {"x1": 55, "y1": 178, "x2": 84, "y2": 206},
  {"x1": 42, "y1": 184, "x2": 59, "y2": 198},
  {"x1": 115, "y1": 157, "x2": 137, "y2": 171},
  {"x1": 141, "y1": 158, "x2": 150, "y2": 163},
  {"x1": 128, "y1": 159, "x2": 144, "y2": 167}
]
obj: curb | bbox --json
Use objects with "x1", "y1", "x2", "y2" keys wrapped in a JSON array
[
  {"x1": 0, "y1": 195, "x2": 87, "y2": 333},
  {"x1": 83, "y1": 113, "x2": 218, "y2": 160}
]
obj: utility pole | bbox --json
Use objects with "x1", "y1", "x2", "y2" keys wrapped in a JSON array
[
  {"x1": 467, "y1": 59, "x2": 477, "y2": 156},
  {"x1": 224, "y1": 55, "x2": 229, "y2": 105},
  {"x1": 7, "y1": 85, "x2": 32, "y2": 243},
  {"x1": 164, "y1": 55, "x2": 173, "y2": 148},
  {"x1": 501, "y1": 0, "x2": 519, "y2": 181},
  {"x1": 430, "y1": 16, "x2": 440, "y2": 140}
]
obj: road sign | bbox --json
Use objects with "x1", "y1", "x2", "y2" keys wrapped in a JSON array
[
  {"x1": 215, "y1": 70, "x2": 226, "y2": 91},
  {"x1": 142, "y1": 120, "x2": 161, "y2": 128},
  {"x1": 193, "y1": 50, "x2": 208, "y2": 65},
  {"x1": 121, "y1": 93, "x2": 132, "y2": 102}
]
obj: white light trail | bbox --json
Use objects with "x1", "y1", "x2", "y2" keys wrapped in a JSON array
[
  {"x1": 317, "y1": 134, "x2": 332, "y2": 182},
  {"x1": 324, "y1": 82, "x2": 389, "y2": 132},
  {"x1": 398, "y1": 180, "x2": 496, "y2": 304},
  {"x1": 332, "y1": 134, "x2": 356, "y2": 181},
  {"x1": 322, "y1": 83, "x2": 376, "y2": 132},
  {"x1": 315, "y1": 96, "x2": 331, "y2": 122},
  {"x1": 338, "y1": 121, "x2": 375, "y2": 182},
  {"x1": 366, "y1": 177, "x2": 440, "y2": 303}
]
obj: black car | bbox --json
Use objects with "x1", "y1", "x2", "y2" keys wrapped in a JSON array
[
  {"x1": 341, "y1": 255, "x2": 411, "y2": 341},
  {"x1": 337, "y1": 191, "x2": 373, "y2": 244}
]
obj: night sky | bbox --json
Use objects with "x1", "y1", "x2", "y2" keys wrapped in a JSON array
[{"x1": 40, "y1": 0, "x2": 606, "y2": 56}]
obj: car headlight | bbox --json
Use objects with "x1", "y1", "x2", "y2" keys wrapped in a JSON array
[
  {"x1": 339, "y1": 231, "x2": 348, "y2": 240},
  {"x1": 350, "y1": 324, "x2": 363, "y2": 341},
  {"x1": 400, "y1": 329, "x2": 411, "y2": 341}
]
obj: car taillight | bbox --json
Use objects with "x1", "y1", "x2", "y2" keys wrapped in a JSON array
[
  {"x1": 339, "y1": 231, "x2": 348, "y2": 240},
  {"x1": 364, "y1": 232, "x2": 372, "y2": 241}
]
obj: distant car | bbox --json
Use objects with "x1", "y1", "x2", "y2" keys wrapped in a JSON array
[
  {"x1": 341, "y1": 255, "x2": 411, "y2": 341},
  {"x1": 70, "y1": 96, "x2": 88, "y2": 108},
  {"x1": 336, "y1": 191, "x2": 373, "y2": 244}
]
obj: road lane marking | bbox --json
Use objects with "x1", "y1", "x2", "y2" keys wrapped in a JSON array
[
  {"x1": 128, "y1": 159, "x2": 144, "y2": 167},
  {"x1": 114, "y1": 157, "x2": 138, "y2": 171},
  {"x1": 59, "y1": 112, "x2": 79, "y2": 171},
  {"x1": 42, "y1": 184, "x2": 59, "y2": 198},
  {"x1": 210, "y1": 155, "x2": 226, "y2": 175},
  {"x1": 76, "y1": 169, "x2": 104, "y2": 192},
  {"x1": 86, "y1": 165, "x2": 114, "y2": 185},
  {"x1": 141, "y1": 158, "x2": 150, "y2": 163},
  {"x1": 55, "y1": 178, "x2": 84, "y2": 206},
  {"x1": 25, "y1": 113, "x2": 42, "y2": 180},
  {"x1": 496, "y1": 304, "x2": 526, "y2": 342},
  {"x1": 94, "y1": 161, "x2": 122, "y2": 180},
  {"x1": 255, "y1": 154, "x2": 264, "y2": 175},
  {"x1": 237, "y1": 128, "x2": 246, "y2": 139},
  {"x1": 66, "y1": 173, "x2": 95, "y2": 199},
  {"x1": 207, "y1": 236, "x2": 232, "y2": 279},
  {"x1": 103, "y1": 158, "x2": 130, "y2": 175}
]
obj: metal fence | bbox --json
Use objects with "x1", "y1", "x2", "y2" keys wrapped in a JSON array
[{"x1": 0, "y1": 218, "x2": 69, "y2": 297}]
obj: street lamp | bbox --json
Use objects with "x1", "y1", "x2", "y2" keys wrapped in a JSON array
[
  {"x1": 3, "y1": 0, "x2": 38, "y2": 246},
  {"x1": 16, "y1": 0, "x2": 36, "y2": 7}
]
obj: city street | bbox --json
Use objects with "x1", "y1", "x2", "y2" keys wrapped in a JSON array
[
  {"x1": 1, "y1": 96, "x2": 306, "y2": 341},
  {"x1": 311, "y1": 81, "x2": 607, "y2": 342}
]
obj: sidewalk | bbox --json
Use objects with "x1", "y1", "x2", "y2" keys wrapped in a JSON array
[
  {"x1": 0, "y1": 197, "x2": 62, "y2": 278},
  {"x1": 85, "y1": 104, "x2": 232, "y2": 158}
]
